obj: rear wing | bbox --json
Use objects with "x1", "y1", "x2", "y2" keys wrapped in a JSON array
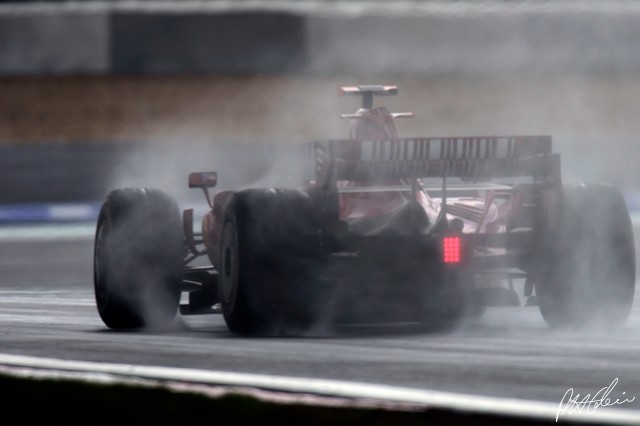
[
  {"x1": 340, "y1": 85, "x2": 398, "y2": 109},
  {"x1": 314, "y1": 136, "x2": 559, "y2": 182}
]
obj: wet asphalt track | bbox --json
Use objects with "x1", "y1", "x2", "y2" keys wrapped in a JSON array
[{"x1": 2, "y1": 230, "x2": 640, "y2": 414}]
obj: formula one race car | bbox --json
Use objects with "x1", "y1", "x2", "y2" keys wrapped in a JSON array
[{"x1": 93, "y1": 85, "x2": 636, "y2": 335}]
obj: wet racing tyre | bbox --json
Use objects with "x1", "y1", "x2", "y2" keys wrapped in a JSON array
[
  {"x1": 537, "y1": 183, "x2": 636, "y2": 328},
  {"x1": 218, "y1": 189, "x2": 324, "y2": 336},
  {"x1": 94, "y1": 188, "x2": 184, "y2": 330}
]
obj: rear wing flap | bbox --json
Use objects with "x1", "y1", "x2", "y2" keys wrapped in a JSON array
[{"x1": 314, "y1": 136, "x2": 559, "y2": 182}]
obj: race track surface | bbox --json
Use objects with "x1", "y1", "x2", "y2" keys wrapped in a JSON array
[{"x1": 1, "y1": 230, "x2": 640, "y2": 412}]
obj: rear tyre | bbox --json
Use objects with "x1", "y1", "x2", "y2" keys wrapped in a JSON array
[
  {"x1": 537, "y1": 183, "x2": 635, "y2": 328},
  {"x1": 93, "y1": 188, "x2": 183, "y2": 330},
  {"x1": 218, "y1": 189, "x2": 324, "y2": 336}
]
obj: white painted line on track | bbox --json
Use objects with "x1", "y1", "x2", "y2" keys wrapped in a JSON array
[
  {"x1": 48, "y1": 204, "x2": 97, "y2": 222},
  {"x1": 0, "y1": 353, "x2": 638, "y2": 424},
  {"x1": 0, "y1": 224, "x2": 95, "y2": 242}
]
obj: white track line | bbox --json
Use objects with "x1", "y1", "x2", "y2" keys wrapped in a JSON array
[
  {"x1": 0, "y1": 353, "x2": 639, "y2": 424},
  {"x1": 0, "y1": 224, "x2": 95, "y2": 242}
]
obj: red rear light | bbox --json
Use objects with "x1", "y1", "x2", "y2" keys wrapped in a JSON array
[{"x1": 443, "y1": 237, "x2": 461, "y2": 264}]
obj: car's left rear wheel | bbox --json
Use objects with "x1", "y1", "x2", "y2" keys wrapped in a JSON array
[
  {"x1": 94, "y1": 188, "x2": 184, "y2": 330},
  {"x1": 218, "y1": 189, "x2": 325, "y2": 336}
]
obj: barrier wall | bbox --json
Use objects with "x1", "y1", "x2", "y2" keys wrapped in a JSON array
[
  {"x1": 1, "y1": 3, "x2": 640, "y2": 75},
  {"x1": 0, "y1": 143, "x2": 132, "y2": 203},
  {"x1": 110, "y1": 12, "x2": 306, "y2": 73},
  {"x1": 0, "y1": 11, "x2": 109, "y2": 74}
]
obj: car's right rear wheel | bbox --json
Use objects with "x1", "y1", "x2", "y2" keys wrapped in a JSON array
[{"x1": 537, "y1": 183, "x2": 635, "y2": 328}]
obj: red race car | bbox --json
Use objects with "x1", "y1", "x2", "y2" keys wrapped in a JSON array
[{"x1": 93, "y1": 85, "x2": 636, "y2": 335}]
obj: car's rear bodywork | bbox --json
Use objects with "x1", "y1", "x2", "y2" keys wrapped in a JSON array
[{"x1": 93, "y1": 85, "x2": 635, "y2": 335}]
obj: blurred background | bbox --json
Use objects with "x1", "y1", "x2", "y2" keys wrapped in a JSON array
[{"x1": 1, "y1": 0, "x2": 640, "y2": 221}]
